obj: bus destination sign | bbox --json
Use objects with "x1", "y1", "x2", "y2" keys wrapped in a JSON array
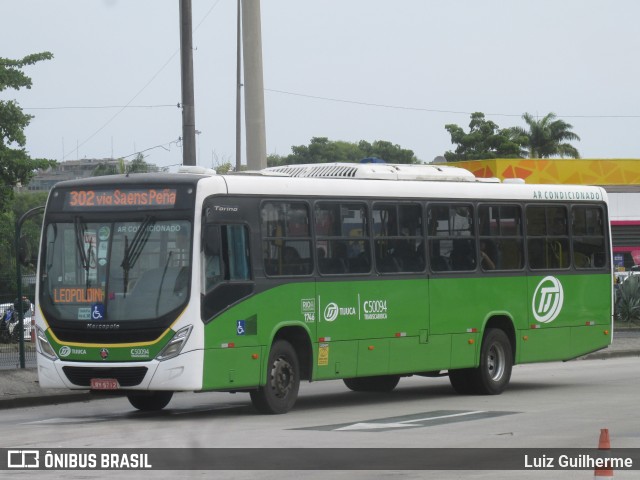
[{"x1": 63, "y1": 188, "x2": 177, "y2": 210}]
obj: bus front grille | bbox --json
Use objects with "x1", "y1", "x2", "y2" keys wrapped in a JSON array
[{"x1": 62, "y1": 366, "x2": 148, "y2": 387}]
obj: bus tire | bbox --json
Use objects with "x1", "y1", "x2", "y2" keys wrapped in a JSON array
[
  {"x1": 471, "y1": 328, "x2": 512, "y2": 395},
  {"x1": 127, "y1": 391, "x2": 173, "y2": 411},
  {"x1": 448, "y1": 369, "x2": 476, "y2": 394},
  {"x1": 343, "y1": 375, "x2": 400, "y2": 392},
  {"x1": 250, "y1": 339, "x2": 300, "y2": 414}
]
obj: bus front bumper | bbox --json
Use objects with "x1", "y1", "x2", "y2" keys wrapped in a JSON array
[{"x1": 37, "y1": 349, "x2": 204, "y2": 392}]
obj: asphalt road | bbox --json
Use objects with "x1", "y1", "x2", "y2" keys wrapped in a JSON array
[{"x1": 1, "y1": 356, "x2": 639, "y2": 479}]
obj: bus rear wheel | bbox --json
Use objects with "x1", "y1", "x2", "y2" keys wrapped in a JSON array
[
  {"x1": 448, "y1": 369, "x2": 475, "y2": 394},
  {"x1": 449, "y1": 329, "x2": 512, "y2": 395},
  {"x1": 343, "y1": 375, "x2": 400, "y2": 392},
  {"x1": 250, "y1": 340, "x2": 300, "y2": 414},
  {"x1": 472, "y1": 328, "x2": 512, "y2": 395},
  {"x1": 127, "y1": 391, "x2": 173, "y2": 411}
]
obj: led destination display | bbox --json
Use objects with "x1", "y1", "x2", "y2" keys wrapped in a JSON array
[{"x1": 63, "y1": 188, "x2": 177, "y2": 210}]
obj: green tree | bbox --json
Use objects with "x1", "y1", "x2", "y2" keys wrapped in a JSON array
[
  {"x1": 358, "y1": 140, "x2": 418, "y2": 164},
  {"x1": 267, "y1": 137, "x2": 419, "y2": 166},
  {"x1": 92, "y1": 158, "x2": 126, "y2": 176},
  {"x1": 517, "y1": 112, "x2": 580, "y2": 158},
  {"x1": 92, "y1": 154, "x2": 156, "y2": 176},
  {"x1": 215, "y1": 162, "x2": 233, "y2": 174},
  {"x1": 0, "y1": 191, "x2": 48, "y2": 301},
  {"x1": 444, "y1": 112, "x2": 527, "y2": 162},
  {"x1": 128, "y1": 153, "x2": 154, "y2": 173},
  {"x1": 267, "y1": 153, "x2": 286, "y2": 167},
  {"x1": 0, "y1": 208, "x2": 15, "y2": 301},
  {"x1": 288, "y1": 137, "x2": 363, "y2": 164},
  {"x1": 1, "y1": 52, "x2": 57, "y2": 212}
]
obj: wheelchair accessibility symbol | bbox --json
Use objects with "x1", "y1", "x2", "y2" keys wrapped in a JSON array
[
  {"x1": 91, "y1": 303, "x2": 105, "y2": 321},
  {"x1": 236, "y1": 320, "x2": 245, "y2": 336}
]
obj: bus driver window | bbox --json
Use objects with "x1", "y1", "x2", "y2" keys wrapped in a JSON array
[{"x1": 202, "y1": 225, "x2": 224, "y2": 291}]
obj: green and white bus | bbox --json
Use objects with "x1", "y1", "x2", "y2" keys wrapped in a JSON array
[{"x1": 34, "y1": 162, "x2": 613, "y2": 413}]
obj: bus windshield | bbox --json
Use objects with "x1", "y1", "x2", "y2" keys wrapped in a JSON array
[{"x1": 40, "y1": 218, "x2": 191, "y2": 323}]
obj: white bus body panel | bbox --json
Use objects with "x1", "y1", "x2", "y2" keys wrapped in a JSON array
[
  {"x1": 218, "y1": 174, "x2": 608, "y2": 204},
  {"x1": 36, "y1": 350, "x2": 204, "y2": 391}
]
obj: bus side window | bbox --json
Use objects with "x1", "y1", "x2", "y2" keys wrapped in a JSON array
[
  {"x1": 224, "y1": 225, "x2": 251, "y2": 280},
  {"x1": 572, "y1": 206, "x2": 607, "y2": 269},
  {"x1": 450, "y1": 238, "x2": 476, "y2": 270},
  {"x1": 526, "y1": 205, "x2": 570, "y2": 270},
  {"x1": 477, "y1": 205, "x2": 523, "y2": 271},
  {"x1": 372, "y1": 203, "x2": 424, "y2": 274},
  {"x1": 261, "y1": 202, "x2": 312, "y2": 276},
  {"x1": 202, "y1": 224, "x2": 251, "y2": 292},
  {"x1": 427, "y1": 204, "x2": 475, "y2": 272},
  {"x1": 202, "y1": 225, "x2": 224, "y2": 292},
  {"x1": 316, "y1": 202, "x2": 370, "y2": 275}
]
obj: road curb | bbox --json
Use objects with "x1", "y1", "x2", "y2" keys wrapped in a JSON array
[
  {"x1": 581, "y1": 349, "x2": 640, "y2": 360},
  {"x1": 0, "y1": 392, "x2": 95, "y2": 410}
]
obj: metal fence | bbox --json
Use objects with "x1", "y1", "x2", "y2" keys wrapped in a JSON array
[
  {"x1": 1, "y1": 247, "x2": 38, "y2": 368},
  {"x1": 1, "y1": 293, "x2": 37, "y2": 369},
  {"x1": 0, "y1": 341, "x2": 36, "y2": 369}
]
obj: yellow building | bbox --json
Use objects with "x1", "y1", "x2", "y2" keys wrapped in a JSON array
[{"x1": 451, "y1": 158, "x2": 640, "y2": 185}]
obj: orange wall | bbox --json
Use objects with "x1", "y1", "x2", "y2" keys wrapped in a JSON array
[{"x1": 451, "y1": 159, "x2": 640, "y2": 185}]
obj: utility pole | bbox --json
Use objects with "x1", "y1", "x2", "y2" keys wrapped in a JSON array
[
  {"x1": 241, "y1": 0, "x2": 267, "y2": 170},
  {"x1": 236, "y1": 0, "x2": 242, "y2": 171},
  {"x1": 180, "y1": 0, "x2": 197, "y2": 166}
]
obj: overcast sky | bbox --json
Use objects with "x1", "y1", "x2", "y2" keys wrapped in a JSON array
[{"x1": 3, "y1": 0, "x2": 640, "y2": 170}]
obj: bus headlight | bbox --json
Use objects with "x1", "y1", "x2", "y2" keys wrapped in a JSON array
[
  {"x1": 156, "y1": 325, "x2": 193, "y2": 361},
  {"x1": 36, "y1": 326, "x2": 58, "y2": 360}
]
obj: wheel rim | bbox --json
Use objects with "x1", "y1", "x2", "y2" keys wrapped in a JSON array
[
  {"x1": 487, "y1": 343, "x2": 506, "y2": 381},
  {"x1": 270, "y1": 355, "x2": 294, "y2": 399}
]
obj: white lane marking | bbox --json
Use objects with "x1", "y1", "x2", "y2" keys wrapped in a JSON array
[{"x1": 335, "y1": 410, "x2": 486, "y2": 431}]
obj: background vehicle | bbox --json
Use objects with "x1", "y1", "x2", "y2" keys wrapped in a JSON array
[
  {"x1": 33, "y1": 164, "x2": 613, "y2": 413},
  {"x1": 0, "y1": 301, "x2": 33, "y2": 342}
]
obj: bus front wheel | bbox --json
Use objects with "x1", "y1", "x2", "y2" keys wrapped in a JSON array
[
  {"x1": 127, "y1": 391, "x2": 173, "y2": 411},
  {"x1": 250, "y1": 339, "x2": 300, "y2": 414}
]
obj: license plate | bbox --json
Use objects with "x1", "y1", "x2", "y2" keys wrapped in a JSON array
[{"x1": 90, "y1": 378, "x2": 120, "y2": 390}]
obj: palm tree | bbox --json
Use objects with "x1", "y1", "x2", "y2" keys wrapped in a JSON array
[{"x1": 518, "y1": 112, "x2": 580, "y2": 159}]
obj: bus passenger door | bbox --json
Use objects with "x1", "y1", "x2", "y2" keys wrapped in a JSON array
[{"x1": 201, "y1": 223, "x2": 258, "y2": 390}]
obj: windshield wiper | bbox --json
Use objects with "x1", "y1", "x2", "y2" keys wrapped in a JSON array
[
  {"x1": 74, "y1": 217, "x2": 91, "y2": 291},
  {"x1": 121, "y1": 216, "x2": 155, "y2": 297},
  {"x1": 46, "y1": 224, "x2": 58, "y2": 274},
  {"x1": 155, "y1": 251, "x2": 173, "y2": 316}
]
